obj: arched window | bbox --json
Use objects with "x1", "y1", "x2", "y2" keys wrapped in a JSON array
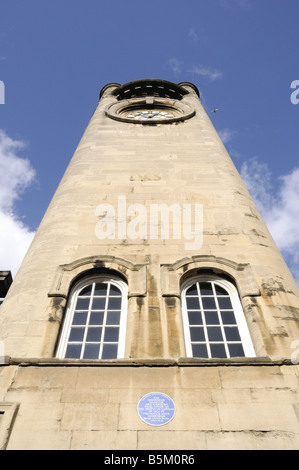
[
  {"x1": 181, "y1": 276, "x2": 255, "y2": 359},
  {"x1": 56, "y1": 274, "x2": 128, "y2": 360}
]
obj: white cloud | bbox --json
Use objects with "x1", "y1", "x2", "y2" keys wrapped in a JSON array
[
  {"x1": 168, "y1": 58, "x2": 222, "y2": 83},
  {"x1": 0, "y1": 130, "x2": 36, "y2": 277},
  {"x1": 0, "y1": 211, "x2": 35, "y2": 277},
  {"x1": 188, "y1": 28, "x2": 199, "y2": 44},
  {"x1": 168, "y1": 58, "x2": 183, "y2": 75},
  {"x1": 266, "y1": 168, "x2": 299, "y2": 251},
  {"x1": 189, "y1": 65, "x2": 223, "y2": 82},
  {"x1": 240, "y1": 157, "x2": 273, "y2": 211},
  {"x1": 220, "y1": 0, "x2": 250, "y2": 8},
  {"x1": 218, "y1": 128, "x2": 236, "y2": 145},
  {"x1": 240, "y1": 158, "x2": 299, "y2": 284}
]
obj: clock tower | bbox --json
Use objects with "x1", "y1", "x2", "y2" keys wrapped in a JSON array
[{"x1": 0, "y1": 79, "x2": 298, "y2": 450}]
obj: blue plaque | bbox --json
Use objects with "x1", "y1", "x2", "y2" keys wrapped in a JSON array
[{"x1": 137, "y1": 392, "x2": 176, "y2": 426}]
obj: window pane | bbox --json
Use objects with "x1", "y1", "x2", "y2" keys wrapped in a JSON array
[
  {"x1": 68, "y1": 327, "x2": 85, "y2": 342},
  {"x1": 106, "y1": 311, "x2": 121, "y2": 325},
  {"x1": 102, "y1": 344, "x2": 118, "y2": 359},
  {"x1": 190, "y1": 327, "x2": 205, "y2": 341},
  {"x1": 109, "y1": 285, "x2": 122, "y2": 296},
  {"x1": 108, "y1": 297, "x2": 122, "y2": 310},
  {"x1": 104, "y1": 327, "x2": 119, "y2": 342},
  {"x1": 182, "y1": 278, "x2": 252, "y2": 361},
  {"x1": 188, "y1": 310, "x2": 202, "y2": 325},
  {"x1": 210, "y1": 343, "x2": 227, "y2": 358},
  {"x1": 204, "y1": 310, "x2": 219, "y2": 325},
  {"x1": 199, "y1": 282, "x2": 213, "y2": 295},
  {"x1": 91, "y1": 297, "x2": 106, "y2": 310},
  {"x1": 220, "y1": 310, "x2": 236, "y2": 325},
  {"x1": 218, "y1": 297, "x2": 233, "y2": 309},
  {"x1": 59, "y1": 277, "x2": 127, "y2": 361},
  {"x1": 65, "y1": 344, "x2": 82, "y2": 359},
  {"x1": 79, "y1": 285, "x2": 93, "y2": 296},
  {"x1": 207, "y1": 327, "x2": 223, "y2": 342},
  {"x1": 186, "y1": 296, "x2": 200, "y2": 310},
  {"x1": 215, "y1": 285, "x2": 229, "y2": 296},
  {"x1": 76, "y1": 298, "x2": 90, "y2": 310},
  {"x1": 192, "y1": 343, "x2": 208, "y2": 358},
  {"x1": 83, "y1": 343, "x2": 100, "y2": 359},
  {"x1": 89, "y1": 311, "x2": 104, "y2": 325},
  {"x1": 94, "y1": 283, "x2": 108, "y2": 296},
  {"x1": 228, "y1": 343, "x2": 245, "y2": 357},
  {"x1": 186, "y1": 285, "x2": 198, "y2": 296},
  {"x1": 202, "y1": 297, "x2": 216, "y2": 310},
  {"x1": 73, "y1": 312, "x2": 88, "y2": 325},
  {"x1": 86, "y1": 327, "x2": 102, "y2": 342},
  {"x1": 224, "y1": 326, "x2": 241, "y2": 342}
]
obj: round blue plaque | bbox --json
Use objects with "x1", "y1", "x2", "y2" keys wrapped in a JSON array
[{"x1": 137, "y1": 392, "x2": 176, "y2": 426}]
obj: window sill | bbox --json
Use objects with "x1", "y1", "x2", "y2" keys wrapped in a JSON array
[{"x1": 2, "y1": 356, "x2": 295, "y2": 367}]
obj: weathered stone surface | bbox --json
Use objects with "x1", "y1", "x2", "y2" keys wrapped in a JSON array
[
  {"x1": 0, "y1": 363, "x2": 297, "y2": 449},
  {"x1": 0, "y1": 80, "x2": 298, "y2": 449}
]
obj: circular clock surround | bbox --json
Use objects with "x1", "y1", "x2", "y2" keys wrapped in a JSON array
[
  {"x1": 105, "y1": 98, "x2": 195, "y2": 124},
  {"x1": 125, "y1": 108, "x2": 175, "y2": 121}
]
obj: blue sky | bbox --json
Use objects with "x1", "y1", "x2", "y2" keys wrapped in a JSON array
[{"x1": 0, "y1": 0, "x2": 299, "y2": 283}]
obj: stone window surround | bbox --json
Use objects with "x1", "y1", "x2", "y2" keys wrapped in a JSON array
[
  {"x1": 46, "y1": 255, "x2": 147, "y2": 344},
  {"x1": 47, "y1": 254, "x2": 260, "y2": 325},
  {"x1": 48, "y1": 254, "x2": 259, "y2": 300},
  {"x1": 55, "y1": 273, "x2": 128, "y2": 360},
  {"x1": 46, "y1": 254, "x2": 262, "y2": 359},
  {"x1": 48, "y1": 255, "x2": 147, "y2": 300},
  {"x1": 161, "y1": 255, "x2": 263, "y2": 358},
  {"x1": 161, "y1": 255, "x2": 260, "y2": 299},
  {"x1": 180, "y1": 274, "x2": 256, "y2": 359}
]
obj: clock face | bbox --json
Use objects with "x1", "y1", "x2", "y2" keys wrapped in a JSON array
[
  {"x1": 106, "y1": 99, "x2": 195, "y2": 124},
  {"x1": 125, "y1": 109, "x2": 174, "y2": 121}
]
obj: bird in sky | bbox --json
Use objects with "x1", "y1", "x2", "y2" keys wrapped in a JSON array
[{"x1": 211, "y1": 108, "x2": 220, "y2": 113}]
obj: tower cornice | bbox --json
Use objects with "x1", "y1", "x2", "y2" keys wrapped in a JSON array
[{"x1": 99, "y1": 78, "x2": 199, "y2": 101}]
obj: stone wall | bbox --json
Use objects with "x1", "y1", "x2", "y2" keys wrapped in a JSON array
[
  {"x1": 0, "y1": 80, "x2": 298, "y2": 450},
  {"x1": 1, "y1": 359, "x2": 298, "y2": 450}
]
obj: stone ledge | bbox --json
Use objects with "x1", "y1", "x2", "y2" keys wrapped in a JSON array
[{"x1": 1, "y1": 356, "x2": 296, "y2": 368}]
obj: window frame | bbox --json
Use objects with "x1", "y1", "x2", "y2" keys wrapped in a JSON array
[
  {"x1": 181, "y1": 275, "x2": 255, "y2": 359},
  {"x1": 56, "y1": 274, "x2": 128, "y2": 360}
]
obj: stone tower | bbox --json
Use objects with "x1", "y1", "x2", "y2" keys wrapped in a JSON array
[{"x1": 0, "y1": 79, "x2": 298, "y2": 450}]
